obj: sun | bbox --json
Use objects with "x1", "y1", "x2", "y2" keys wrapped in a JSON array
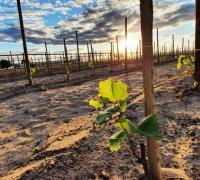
[{"x1": 119, "y1": 38, "x2": 137, "y2": 52}]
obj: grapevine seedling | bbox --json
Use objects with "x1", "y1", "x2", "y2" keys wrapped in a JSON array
[
  {"x1": 89, "y1": 78, "x2": 160, "y2": 152},
  {"x1": 30, "y1": 67, "x2": 37, "y2": 75},
  {"x1": 177, "y1": 55, "x2": 195, "y2": 71},
  {"x1": 177, "y1": 55, "x2": 199, "y2": 88}
]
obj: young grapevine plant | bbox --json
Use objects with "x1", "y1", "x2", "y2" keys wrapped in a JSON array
[
  {"x1": 177, "y1": 55, "x2": 199, "y2": 87},
  {"x1": 89, "y1": 78, "x2": 160, "y2": 152},
  {"x1": 177, "y1": 55, "x2": 195, "y2": 71}
]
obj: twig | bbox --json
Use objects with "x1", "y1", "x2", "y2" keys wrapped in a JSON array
[{"x1": 140, "y1": 143, "x2": 151, "y2": 180}]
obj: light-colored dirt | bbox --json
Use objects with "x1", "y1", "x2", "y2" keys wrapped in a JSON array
[{"x1": 0, "y1": 62, "x2": 199, "y2": 180}]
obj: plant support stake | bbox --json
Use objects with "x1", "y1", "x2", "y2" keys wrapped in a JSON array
[
  {"x1": 194, "y1": 0, "x2": 200, "y2": 85},
  {"x1": 140, "y1": 0, "x2": 162, "y2": 179},
  {"x1": 17, "y1": 0, "x2": 32, "y2": 85}
]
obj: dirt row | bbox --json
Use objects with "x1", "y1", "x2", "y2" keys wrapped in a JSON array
[{"x1": 0, "y1": 62, "x2": 199, "y2": 179}]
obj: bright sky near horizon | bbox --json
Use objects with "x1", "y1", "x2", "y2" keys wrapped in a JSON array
[{"x1": 0, "y1": 0, "x2": 195, "y2": 54}]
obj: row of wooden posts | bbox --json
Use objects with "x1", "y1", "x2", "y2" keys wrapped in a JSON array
[{"x1": 14, "y1": 0, "x2": 194, "y2": 85}]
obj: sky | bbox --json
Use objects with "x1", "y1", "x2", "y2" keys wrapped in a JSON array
[{"x1": 0, "y1": 0, "x2": 195, "y2": 54}]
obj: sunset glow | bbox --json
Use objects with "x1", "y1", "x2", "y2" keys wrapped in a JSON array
[{"x1": 119, "y1": 38, "x2": 138, "y2": 52}]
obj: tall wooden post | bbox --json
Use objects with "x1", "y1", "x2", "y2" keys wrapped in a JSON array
[
  {"x1": 63, "y1": 38, "x2": 70, "y2": 80},
  {"x1": 164, "y1": 43, "x2": 166, "y2": 58},
  {"x1": 194, "y1": 0, "x2": 200, "y2": 85},
  {"x1": 125, "y1": 17, "x2": 128, "y2": 70},
  {"x1": 172, "y1": 34, "x2": 175, "y2": 61},
  {"x1": 95, "y1": 51, "x2": 98, "y2": 63},
  {"x1": 116, "y1": 36, "x2": 120, "y2": 62},
  {"x1": 112, "y1": 43, "x2": 115, "y2": 62},
  {"x1": 75, "y1": 31, "x2": 81, "y2": 70},
  {"x1": 45, "y1": 41, "x2": 50, "y2": 74},
  {"x1": 48, "y1": 51, "x2": 51, "y2": 66},
  {"x1": 110, "y1": 42, "x2": 113, "y2": 63},
  {"x1": 153, "y1": 41, "x2": 155, "y2": 55},
  {"x1": 156, "y1": 28, "x2": 160, "y2": 64},
  {"x1": 10, "y1": 51, "x2": 16, "y2": 77},
  {"x1": 90, "y1": 40, "x2": 95, "y2": 69},
  {"x1": 188, "y1": 40, "x2": 190, "y2": 53},
  {"x1": 140, "y1": 0, "x2": 162, "y2": 179},
  {"x1": 139, "y1": 40, "x2": 142, "y2": 61},
  {"x1": 182, "y1": 37, "x2": 185, "y2": 54},
  {"x1": 87, "y1": 42, "x2": 91, "y2": 63},
  {"x1": 17, "y1": 0, "x2": 32, "y2": 85}
]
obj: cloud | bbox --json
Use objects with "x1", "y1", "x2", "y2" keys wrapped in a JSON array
[{"x1": 0, "y1": 0, "x2": 195, "y2": 52}]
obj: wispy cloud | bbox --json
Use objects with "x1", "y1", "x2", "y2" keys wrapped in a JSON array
[{"x1": 0, "y1": 0, "x2": 195, "y2": 52}]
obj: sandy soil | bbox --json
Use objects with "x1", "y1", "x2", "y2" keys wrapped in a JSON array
[{"x1": 0, "y1": 62, "x2": 199, "y2": 180}]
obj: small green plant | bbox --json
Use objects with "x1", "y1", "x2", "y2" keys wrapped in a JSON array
[
  {"x1": 177, "y1": 55, "x2": 195, "y2": 70},
  {"x1": 89, "y1": 78, "x2": 160, "y2": 152},
  {"x1": 177, "y1": 55, "x2": 199, "y2": 88},
  {"x1": 30, "y1": 67, "x2": 37, "y2": 75}
]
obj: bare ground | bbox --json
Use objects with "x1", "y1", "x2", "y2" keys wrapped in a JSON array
[{"x1": 0, "y1": 62, "x2": 199, "y2": 180}]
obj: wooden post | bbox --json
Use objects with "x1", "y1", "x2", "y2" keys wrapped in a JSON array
[
  {"x1": 63, "y1": 38, "x2": 70, "y2": 80},
  {"x1": 44, "y1": 41, "x2": 50, "y2": 74},
  {"x1": 164, "y1": 44, "x2": 166, "y2": 60},
  {"x1": 116, "y1": 36, "x2": 120, "y2": 62},
  {"x1": 140, "y1": 0, "x2": 162, "y2": 179},
  {"x1": 10, "y1": 51, "x2": 16, "y2": 77},
  {"x1": 188, "y1": 39, "x2": 190, "y2": 53},
  {"x1": 95, "y1": 51, "x2": 98, "y2": 64},
  {"x1": 17, "y1": 0, "x2": 32, "y2": 85},
  {"x1": 17, "y1": 54, "x2": 20, "y2": 68},
  {"x1": 156, "y1": 28, "x2": 160, "y2": 64},
  {"x1": 172, "y1": 34, "x2": 175, "y2": 61},
  {"x1": 125, "y1": 17, "x2": 128, "y2": 70},
  {"x1": 110, "y1": 42, "x2": 113, "y2": 62},
  {"x1": 90, "y1": 40, "x2": 95, "y2": 69},
  {"x1": 87, "y1": 42, "x2": 91, "y2": 63},
  {"x1": 139, "y1": 40, "x2": 142, "y2": 61},
  {"x1": 112, "y1": 43, "x2": 115, "y2": 62},
  {"x1": 75, "y1": 31, "x2": 81, "y2": 70},
  {"x1": 194, "y1": 0, "x2": 200, "y2": 85},
  {"x1": 48, "y1": 51, "x2": 51, "y2": 66},
  {"x1": 182, "y1": 37, "x2": 185, "y2": 54}
]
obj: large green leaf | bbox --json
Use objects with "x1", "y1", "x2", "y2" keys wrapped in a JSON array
[
  {"x1": 109, "y1": 130, "x2": 126, "y2": 152},
  {"x1": 89, "y1": 99, "x2": 103, "y2": 109},
  {"x1": 98, "y1": 78, "x2": 128, "y2": 103},
  {"x1": 137, "y1": 115, "x2": 160, "y2": 139}
]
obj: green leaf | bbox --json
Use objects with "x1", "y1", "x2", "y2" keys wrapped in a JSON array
[
  {"x1": 99, "y1": 97, "x2": 110, "y2": 105},
  {"x1": 177, "y1": 62, "x2": 182, "y2": 70},
  {"x1": 119, "y1": 100, "x2": 127, "y2": 112},
  {"x1": 107, "y1": 106, "x2": 120, "y2": 114},
  {"x1": 114, "y1": 118, "x2": 137, "y2": 135},
  {"x1": 96, "y1": 112, "x2": 111, "y2": 125},
  {"x1": 31, "y1": 68, "x2": 37, "y2": 75},
  {"x1": 89, "y1": 99, "x2": 103, "y2": 109},
  {"x1": 109, "y1": 131, "x2": 126, "y2": 152},
  {"x1": 98, "y1": 78, "x2": 128, "y2": 103},
  {"x1": 190, "y1": 56, "x2": 195, "y2": 63},
  {"x1": 177, "y1": 55, "x2": 185, "y2": 69},
  {"x1": 137, "y1": 114, "x2": 160, "y2": 139},
  {"x1": 96, "y1": 106, "x2": 119, "y2": 125}
]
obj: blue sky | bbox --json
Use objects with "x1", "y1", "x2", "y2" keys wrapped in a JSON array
[{"x1": 0, "y1": 0, "x2": 195, "y2": 54}]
